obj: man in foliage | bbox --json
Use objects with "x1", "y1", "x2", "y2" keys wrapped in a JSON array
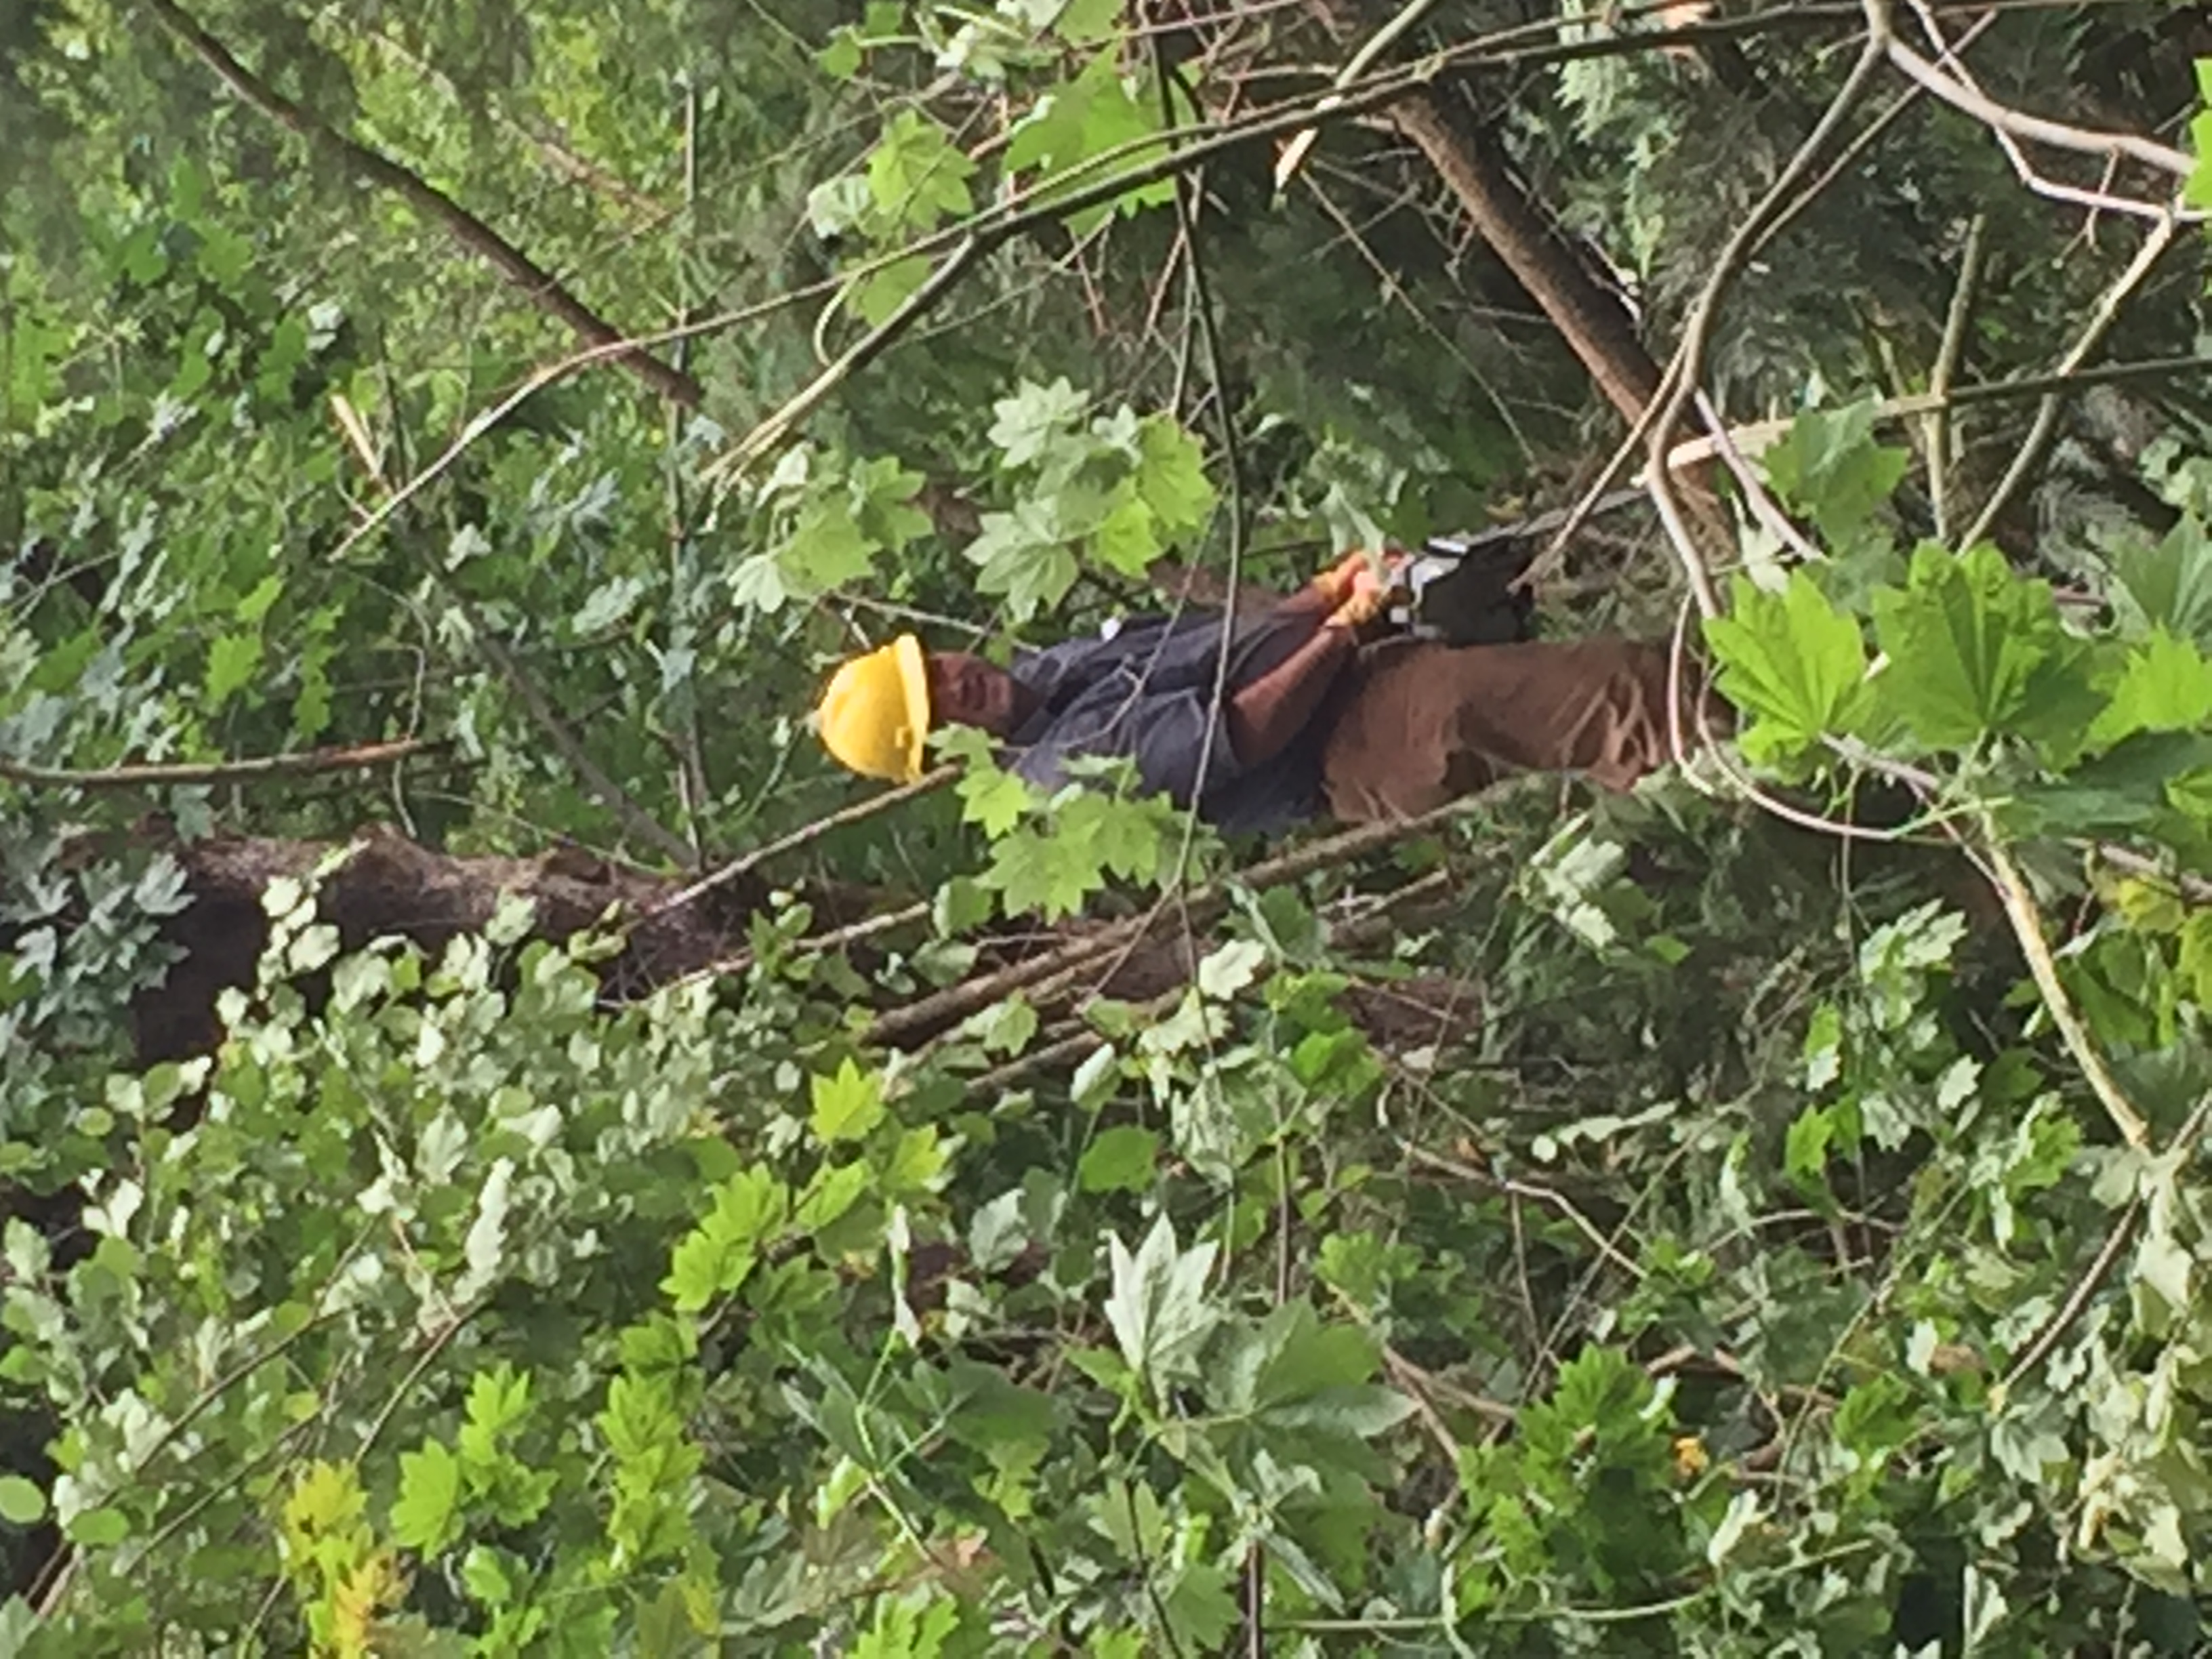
[{"x1": 815, "y1": 549, "x2": 1700, "y2": 832}]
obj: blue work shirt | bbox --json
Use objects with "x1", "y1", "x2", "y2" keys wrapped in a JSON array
[{"x1": 1004, "y1": 608, "x2": 1326, "y2": 835}]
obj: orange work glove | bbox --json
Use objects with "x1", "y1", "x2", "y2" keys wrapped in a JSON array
[
  {"x1": 1310, "y1": 547, "x2": 1381, "y2": 607},
  {"x1": 1327, "y1": 561, "x2": 1391, "y2": 630}
]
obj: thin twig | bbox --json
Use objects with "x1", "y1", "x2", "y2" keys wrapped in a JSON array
[
  {"x1": 1928, "y1": 214, "x2": 1985, "y2": 544},
  {"x1": 1880, "y1": 28, "x2": 2196, "y2": 182},
  {"x1": 1961, "y1": 209, "x2": 2182, "y2": 548},
  {"x1": 1980, "y1": 836, "x2": 2149, "y2": 1149},
  {"x1": 646, "y1": 766, "x2": 958, "y2": 920},
  {"x1": 0, "y1": 739, "x2": 430, "y2": 790}
]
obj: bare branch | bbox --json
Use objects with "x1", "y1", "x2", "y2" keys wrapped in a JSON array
[{"x1": 0, "y1": 740, "x2": 430, "y2": 792}]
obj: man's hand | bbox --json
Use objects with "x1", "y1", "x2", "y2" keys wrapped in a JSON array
[
  {"x1": 1326, "y1": 552, "x2": 1402, "y2": 630},
  {"x1": 1310, "y1": 547, "x2": 1406, "y2": 608}
]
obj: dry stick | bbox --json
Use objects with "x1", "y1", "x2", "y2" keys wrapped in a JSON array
[
  {"x1": 1961, "y1": 209, "x2": 2182, "y2": 550},
  {"x1": 1981, "y1": 836, "x2": 2150, "y2": 1148},
  {"x1": 1927, "y1": 214, "x2": 1986, "y2": 544},
  {"x1": 1881, "y1": 29, "x2": 2196, "y2": 182},
  {"x1": 1904, "y1": 0, "x2": 2200, "y2": 224},
  {"x1": 644, "y1": 765, "x2": 959, "y2": 920},
  {"x1": 0, "y1": 739, "x2": 430, "y2": 790},
  {"x1": 1656, "y1": 352, "x2": 2212, "y2": 475},
  {"x1": 142, "y1": 0, "x2": 702, "y2": 409}
]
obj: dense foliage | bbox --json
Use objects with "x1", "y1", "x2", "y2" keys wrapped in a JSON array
[{"x1": 3, "y1": 0, "x2": 2211, "y2": 1652}]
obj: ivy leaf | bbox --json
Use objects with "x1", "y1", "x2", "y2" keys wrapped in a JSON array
[
  {"x1": 863, "y1": 111, "x2": 975, "y2": 232},
  {"x1": 1702, "y1": 572, "x2": 1869, "y2": 762},
  {"x1": 989, "y1": 378, "x2": 1090, "y2": 468},
  {"x1": 1078, "y1": 1126, "x2": 1158, "y2": 1193},
  {"x1": 1103, "y1": 1215, "x2": 1220, "y2": 1390},
  {"x1": 810, "y1": 1059, "x2": 886, "y2": 1144},
  {"x1": 390, "y1": 1441, "x2": 464, "y2": 1555},
  {"x1": 966, "y1": 501, "x2": 1078, "y2": 623},
  {"x1": 851, "y1": 254, "x2": 930, "y2": 327}
]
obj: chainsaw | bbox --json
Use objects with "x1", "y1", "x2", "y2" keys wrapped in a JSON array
[{"x1": 1386, "y1": 489, "x2": 1642, "y2": 646}]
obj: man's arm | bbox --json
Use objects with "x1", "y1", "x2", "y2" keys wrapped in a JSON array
[{"x1": 1226, "y1": 562, "x2": 1391, "y2": 768}]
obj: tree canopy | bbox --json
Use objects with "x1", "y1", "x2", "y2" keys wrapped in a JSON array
[{"x1": 3, "y1": 0, "x2": 2211, "y2": 1652}]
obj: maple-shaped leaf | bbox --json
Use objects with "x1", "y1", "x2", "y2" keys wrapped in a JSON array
[
  {"x1": 966, "y1": 501, "x2": 1078, "y2": 622},
  {"x1": 1002, "y1": 52, "x2": 1176, "y2": 235},
  {"x1": 390, "y1": 1441, "x2": 463, "y2": 1555},
  {"x1": 1871, "y1": 544, "x2": 2099, "y2": 755},
  {"x1": 1761, "y1": 398, "x2": 1908, "y2": 547},
  {"x1": 809, "y1": 1057, "x2": 885, "y2": 1144},
  {"x1": 1059, "y1": 792, "x2": 1165, "y2": 884},
  {"x1": 778, "y1": 496, "x2": 876, "y2": 593},
  {"x1": 1103, "y1": 1215, "x2": 1219, "y2": 1389},
  {"x1": 1132, "y1": 414, "x2": 1214, "y2": 535},
  {"x1": 2089, "y1": 628, "x2": 2212, "y2": 750},
  {"x1": 2110, "y1": 514, "x2": 2212, "y2": 649},
  {"x1": 1090, "y1": 489, "x2": 1160, "y2": 576},
  {"x1": 989, "y1": 377, "x2": 1090, "y2": 468},
  {"x1": 863, "y1": 110, "x2": 975, "y2": 232},
  {"x1": 1702, "y1": 571, "x2": 1870, "y2": 763},
  {"x1": 956, "y1": 761, "x2": 1036, "y2": 837},
  {"x1": 983, "y1": 824, "x2": 1101, "y2": 919}
]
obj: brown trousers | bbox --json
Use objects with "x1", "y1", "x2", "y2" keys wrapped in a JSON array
[{"x1": 1316, "y1": 636, "x2": 1700, "y2": 823}]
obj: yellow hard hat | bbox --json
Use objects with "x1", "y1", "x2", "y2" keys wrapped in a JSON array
[{"x1": 817, "y1": 634, "x2": 931, "y2": 783}]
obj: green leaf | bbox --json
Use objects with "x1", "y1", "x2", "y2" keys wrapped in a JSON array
[
  {"x1": 1702, "y1": 571, "x2": 1869, "y2": 762},
  {"x1": 391, "y1": 1441, "x2": 464, "y2": 1555},
  {"x1": 1002, "y1": 53, "x2": 1175, "y2": 235},
  {"x1": 1132, "y1": 414, "x2": 1215, "y2": 535},
  {"x1": 1103, "y1": 1215, "x2": 1219, "y2": 1389},
  {"x1": 2090, "y1": 628, "x2": 2212, "y2": 748},
  {"x1": 956, "y1": 762, "x2": 1036, "y2": 837},
  {"x1": 0, "y1": 1477, "x2": 46, "y2": 1526},
  {"x1": 1078, "y1": 1126, "x2": 1158, "y2": 1193},
  {"x1": 779, "y1": 496, "x2": 877, "y2": 594},
  {"x1": 1759, "y1": 398, "x2": 1908, "y2": 545},
  {"x1": 851, "y1": 254, "x2": 931, "y2": 327},
  {"x1": 1871, "y1": 544, "x2": 2097, "y2": 754},
  {"x1": 2110, "y1": 515, "x2": 2212, "y2": 648},
  {"x1": 204, "y1": 630, "x2": 264, "y2": 708},
  {"x1": 982, "y1": 823, "x2": 1103, "y2": 920},
  {"x1": 966, "y1": 501, "x2": 1079, "y2": 623},
  {"x1": 863, "y1": 111, "x2": 976, "y2": 232},
  {"x1": 810, "y1": 1058, "x2": 886, "y2": 1144},
  {"x1": 796, "y1": 1160, "x2": 872, "y2": 1230},
  {"x1": 66, "y1": 1508, "x2": 129, "y2": 1547},
  {"x1": 989, "y1": 378, "x2": 1090, "y2": 468}
]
